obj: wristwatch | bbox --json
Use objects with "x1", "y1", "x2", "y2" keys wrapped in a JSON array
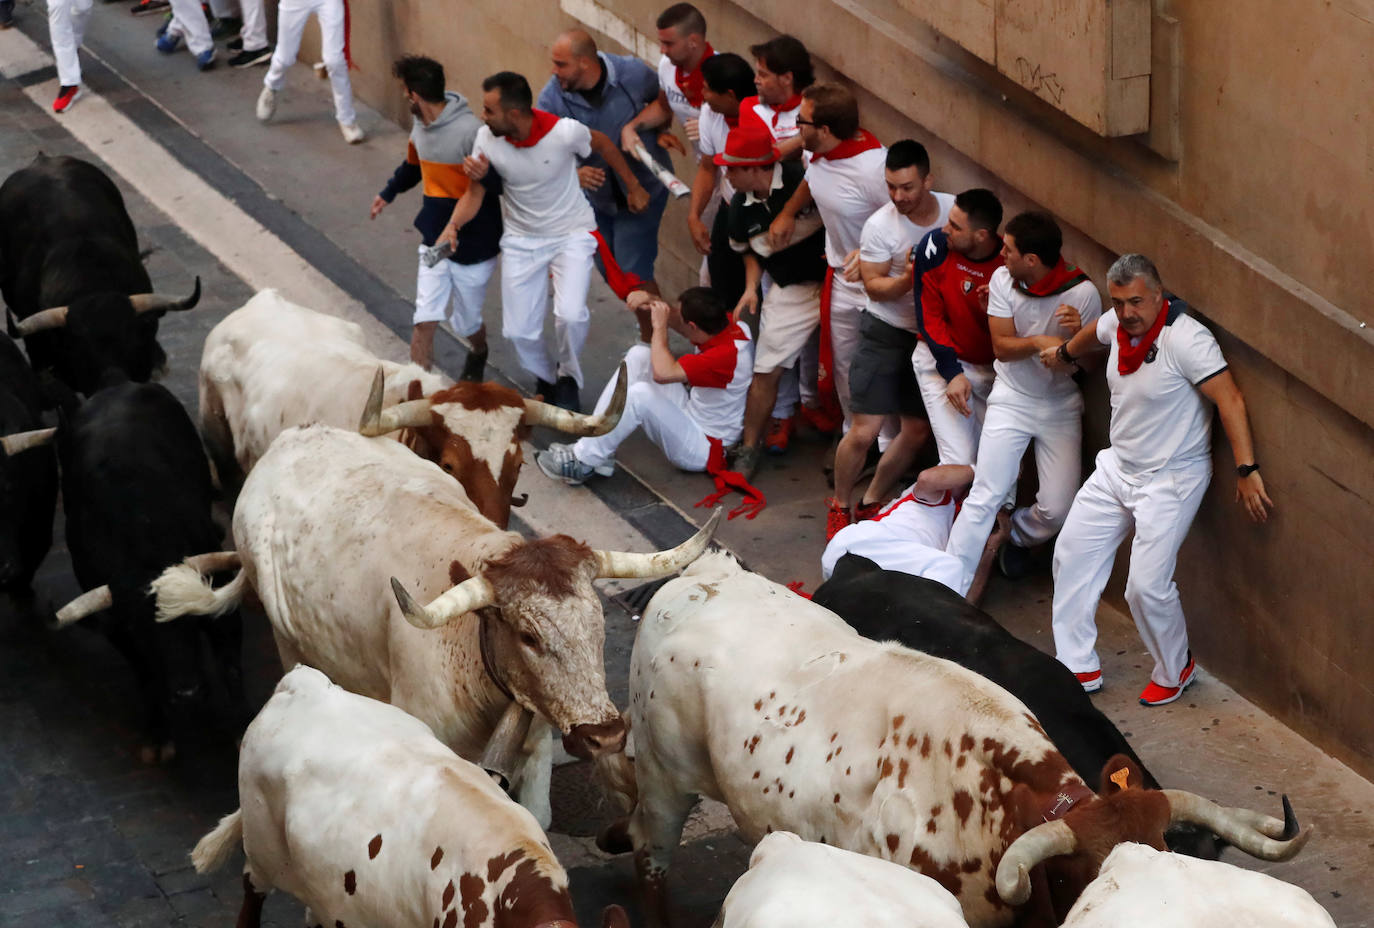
[{"x1": 1236, "y1": 463, "x2": 1260, "y2": 477}]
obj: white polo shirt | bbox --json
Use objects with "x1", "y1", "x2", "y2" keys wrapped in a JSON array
[
  {"x1": 679, "y1": 321, "x2": 755, "y2": 443},
  {"x1": 805, "y1": 145, "x2": 889, "y2": 270},
  {"x1": 859, "y1": 193, "x2": 954, "y2": 332},
  {"x1": 472, "y1": 119, "x2": 595, "y2": 239},
  {"x1": 820, "y1": 487, "x2": 962, "y2": 589},
  {"x1": 986, "y1": 266, "x2": 1102, "y2": 399},
  {"x1": 1097, "y1": 308, "x2": 1228, "y2": 480},
  {"x1": 740, "y1": 94, "x2": 803, "y2": 146},
  {"x1": 657, "y1": 55, "x2": 702, "y2": 156},
  {"x1": 695, "y1": 103, "x2": 735, "y2": 203}
]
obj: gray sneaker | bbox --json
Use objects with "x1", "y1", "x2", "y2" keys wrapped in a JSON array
[
  {"x1": 536, "y1": 443, "x2": 598, "y2": 486},
  {"x1": 733, "y1": 444, "x2": 761, "y2": 481}
]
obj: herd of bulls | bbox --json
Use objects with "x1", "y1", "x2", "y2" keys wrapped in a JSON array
[{"x1": 0, "y1": 153, "x2": 1337, "y2": 927}]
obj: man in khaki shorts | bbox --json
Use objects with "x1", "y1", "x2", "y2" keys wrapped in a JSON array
[{"x1": 718, "y1": 126, "x2": 827, "y2": 477}]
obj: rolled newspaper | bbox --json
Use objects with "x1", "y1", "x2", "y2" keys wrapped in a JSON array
[
  {"x1": 420, "y1": 241, "x2": 453, "y2": 268},
  {"x1": 632, "y1": 143, "x2": 691, "y2": 199}
]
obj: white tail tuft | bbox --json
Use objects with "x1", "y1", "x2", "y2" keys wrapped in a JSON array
[
  {"x1": 151, "y1": 562, "x2": 247, "y2": 622},
  {"x1": 191, "y1": 809, "x2": 243, "y2": 873}
]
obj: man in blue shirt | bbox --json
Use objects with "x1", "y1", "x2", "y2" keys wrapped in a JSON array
[{"x1": 539, "y1": 30, "x2": 670, "y2": 331}]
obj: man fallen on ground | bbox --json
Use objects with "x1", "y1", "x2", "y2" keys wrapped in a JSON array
[
  {"x1": 536, "y1": 287, "x2": 752, "y2": 485},
  {"x1": 821, "y1": 464, "x2": 1009, "y2": 604}
]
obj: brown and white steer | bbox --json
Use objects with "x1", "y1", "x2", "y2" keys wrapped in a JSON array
[
  {"x1": 198, "y1": 290, "x2": 624, "y2": 526},
  {"x1": 604, "y1": 553, "x2": 1309, "y2": 928},
  {"x1": 192, "y1": 665, "x2": 631, "y2": 928},
  {"x1": 153, "y1": 425, "x2": 717, "y2": 828}
]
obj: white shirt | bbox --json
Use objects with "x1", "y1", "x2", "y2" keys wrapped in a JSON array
[
  {"x1": 1097, "y1": 308, "x2": 1228, "y2": 479},
  {"x1": 859, "y1": 193, "x2": 954, "y2": 332},
  {"x1": 805, "y1": 146, "x2": 889, "y2": 269},
  {"x1": 657, "y1": 55, "x2": 702, "y2": 158},
  {"x1": 679, "y1": 322, "x2": 755, "y2": 443},
  {"x1": 695, "y1": 103, "x2": 735, "y2": 203},
  {"x1": 820, "y1": 486, "x2": 962, "y2": 588},
  {"x1": 986, "y1": 266, "x2": 1102, "y2": 399},
  {"x1": 472, "y1": 119, "x2": 595, "y2": 239}
]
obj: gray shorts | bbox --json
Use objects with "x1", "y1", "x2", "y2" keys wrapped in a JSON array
[{"x1": 847, "y1": 311, "x2": 927, "y2": 418}]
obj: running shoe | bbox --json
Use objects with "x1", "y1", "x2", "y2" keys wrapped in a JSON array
[
  {"x1": 130, "y1": 0, "x2": 171, "y2": 14},
  {"x1": 825, "y1": 497, "x2": 851, "y2": 541},
  {"x1": 763, "y1": 415, "x2": 793, "y2": 454},
  {"x1": 155, "y1": 31, "x2": 181, "y2": 53},
  {"x1": 1138, "y1": 655, "x2": 1196, "y2": 707},
  {"x1": 228, "y1": 46, "x2": 272, "y2": 68},
  {"x1": 853, "y1": 500, "x2": 883, "y2": 523},
  {"x1": 52, "y1": 84, "x2": 83, "y2": 113},
  {"x1": 1075, "y1": 670, "x2": 1103, "y2": 693},
  {"x1": 195, "y1": 47, "x2": 216, "y2": 70},
  {"x1": 255, "y1": 86, "x2": 277, "y2": 122},
  {"x1": 536, "y1": 443, "x2": 597, "y2": 486}
]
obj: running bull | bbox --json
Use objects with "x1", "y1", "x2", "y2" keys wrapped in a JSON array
[
  {"x1": 599, "y1": 553, "x2": 1310, "y2": 927},
  {"x1": 153, "y1": 425, "x2": 718, "y2": 827},
  {"x1": 0, "y1": 154, "x2": 200, "y2": 397}
]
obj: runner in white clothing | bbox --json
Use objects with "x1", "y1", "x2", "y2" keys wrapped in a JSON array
[
  {"x1": 618, "y1": 4, "x2": 714, "y2": 160},
  {"x1": 439, "y1": 71, "x2": 650, "y2": 412},
  {"x1": 1041, "y1": 253, "x2": 1272, "y2": 706},
  {"x1": 256, "y1": 0, "x2": 363, "y2": 143},
  {"x1": 46, "y1": 0, "x2": 93, "y2": 112},
  {"x1": 941, "y1": 211, "x2": 1102, "y2": 597},
  {"x1": 157, "y1": 0, "x2": 216, "y2": 70}
]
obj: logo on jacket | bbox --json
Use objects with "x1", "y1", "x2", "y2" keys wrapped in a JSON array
[
  {"x1": 961, "y1": 278, "x2": 973, "y2": 294},
  {"x1": 1145, "y1": 345, "x2": 1158, "y2": 364}
]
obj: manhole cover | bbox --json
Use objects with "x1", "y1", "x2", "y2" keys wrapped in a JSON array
[
  {"x1": 549, "y1": 760, "x2": 618, "y2": 837},
  {"x1": 610, "y1": 579, "x2": 671, "y2": 616}
]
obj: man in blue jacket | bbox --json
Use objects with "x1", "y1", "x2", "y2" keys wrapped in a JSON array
[{"x1": 539, "y1": 29, "x2": 671, "y2": 326}]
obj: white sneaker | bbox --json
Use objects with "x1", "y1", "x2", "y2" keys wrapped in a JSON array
[
  {"x1": 255, "y1": 86, "x2": 277, "y2": 122},
  {"x1": 338, "y1": 121, "x2": 365, "y2": 144}
]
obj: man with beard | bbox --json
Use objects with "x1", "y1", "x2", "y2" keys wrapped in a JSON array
[
  {"x1": 439, "y1": 71, "x2": 649, "y2": 411},
  {"x1": 371, "y1": 55, "x2": 502, "y2": 377},
  {"x1": 618, "y1": 4, "x2": 715, "y2": 161}
]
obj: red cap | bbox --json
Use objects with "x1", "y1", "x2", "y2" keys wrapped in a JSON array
[{"x1": 713, "y1": 126, "x2": 781, "y2": 167}]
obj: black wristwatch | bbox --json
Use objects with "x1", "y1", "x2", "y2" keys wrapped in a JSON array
[
  {"x1": 1056, "y1": 343, "x2": 1077, "y2": 365},
  {"x1": 1236, "y1": 463, "x2": 1260, "y2": 478}
]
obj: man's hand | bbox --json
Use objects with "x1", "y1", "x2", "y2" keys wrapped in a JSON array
[
  {"x1": 462, "y1": 153, "x2": 490, "y2": 181},
  {"x1": 945, "y1": 373, "x2": 973, "y2": 417},
  {"x1": 437, "y1": 223, "x2": 459, "y2": 252},
  {"x1": 842, "y1": 249, "x2": 863, "y2": 283},
  {"x1": 619, "y1": 124, "x2": 643, "y2": 154},
  {"x1": 687, "y1": 214, "x2": 712, "y2": 255},
  {"x1": 578, "y1": 165, "x2": 607, "y2": 190},
  {"x1": 1237, "y1": 472, "x2": 1274, "y2": 524},
  {"x1": 1040, "y1": 342, "x2": 1068, "y2": 370},
  {"x1": 733, "y1": 289, "x2": 759, "y2": 322},
  {"x1": 649, "y1": 299, "x2": 672, "y2": 332},
  {"x1": 625, "y1": 289, "x2": 655, "y2": 311},
  {"x1": 626, "y1": 183, "x2": 651, "y2": 214},
  {"x1": 683, "y1": 117, "x2": 700, "y2": 142},
  {"x1": 1054, "y1": 303, "x2": 1082, "y2": 331},
  {"x1": 768, "y1": 213, "x2": 796, "y2": 252},
  {"x1": 369, "y1": 195, "x2": 387, "y2": 220},
  {"x1": 657, "y1": 131, "x2": 687, "y2": 156},
  {"x1": 975, "y1": 283, "x2": 991, "y2": 312}
]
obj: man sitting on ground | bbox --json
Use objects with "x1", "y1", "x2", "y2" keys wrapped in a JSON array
[{"x1": 537, "y1": 287, "x2": 753, "y2": 485}]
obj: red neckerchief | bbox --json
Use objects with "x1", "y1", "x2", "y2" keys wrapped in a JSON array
[
  {"x1": 696, "y1": 437, "x2": 767, "y2": 520},
  {"x1": 813, "y1": 129, "x2": 882, "y2": 161},
  {"x1": 674, "y1": 44, "x2": 714, "y2": 108},
  {"x1": 506, "y1": 109, "x2": 560, "y2": 149},
  {"x1": 1014, "y1": 257, "x2": 1089, "y2": 297},
  {"x1": 742, "y1": 94, "x2": 803, "y2": 128},
  {"x1": 589, "y1": 231, "x2": 646, "y2": 298},
  {"x1": 1116, "y1": 299, "x2": 1173, "y2": 375},
  {"x1": 723, "y1": 111, "x2": 740, "y2": 129}
]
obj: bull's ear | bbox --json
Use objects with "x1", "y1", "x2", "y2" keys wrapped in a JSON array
[
  {"x1": 600, "y1": 904, "x2": 631, "y2": 928},
  {"x1": 1098, "y1": 753, "x2": 1146, "y2": 795},
  {"x1": 406, "y1": 379, "x2": 423, "y2": 401}
]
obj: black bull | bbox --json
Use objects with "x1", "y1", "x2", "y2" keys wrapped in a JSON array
[
  {"x1": 0, "y1": 154, "x2": 197, "y2": 397},
  {"x1": 0, "y1": 335, "x2": 58, "y2": 590},
  {"x1": 59, "y1": 382, "x2": 243, "y2": 761},
  {"x1": 813, "y1": 553, "x2": 1223, "y2": 860}
]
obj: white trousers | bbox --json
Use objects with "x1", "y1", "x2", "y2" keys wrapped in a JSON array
[
  {"x1": 829, "y1": 273, "x2": 865, "y2": 426},
  {"x1": 47, "y1": 0, "x2": 92, "y2": 87},
  {"x1": 912, "y1": 341, "x2": 995, "y2": 467},
  {"x1": 500, "y1": 231, "x2": 596, "y2": 387},
  {"x1": 413, "y1": 251, "x2": 496, "y2": 336},
  {"x1": 821, "y1": 489, "x2": 962, "y2": 589},
  {"x1": 572, "y1": 345, "x2": 710, "y2": 472},
  {"x1": 943, "y1": 382, "x2": 1083, "y2": 595},
  {"x1": 166, "y1": 0, "x2": 213, "y2": 55},
  {"x1": 264, "y1": 0, "x2": 355, "y2": 125},
  {"x1": 1052, "y1": 449, "x2": 1210, "y2": 687},
  {"x1": 225, "y1": 0, "x2": 268, "y2": 50}
]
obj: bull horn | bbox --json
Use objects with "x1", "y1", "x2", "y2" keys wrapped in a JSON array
[
  {"x1": 522, "y1": 362, "x2": 628, "y2": 436},
  {"x1": 53, "y1": 585, "x2": 114, "y2": 628},
  {"x1": 359, "y1": 367, "x2": 435, "y2": 436},
  {"x1": 129, "y1": 276, "x2": 202, "y2": 315},
  {"x1": 480, "y1": 700, "x2": 535, "y2": 791},
  {"x1": 14, "y1": 307, "x2": 69, "y2": 336},
  {"x1": 594, "y1": 508, "x2": 722, "y2": 579},
  {"x1": 183, "y1": 551, "x2": 241, "y2": 574},
  {"x1": 1162, "y1": 790, "x2": 1313, "y2": 861},
  {"x1": 390, "y1": 575, "x2": 495, "y2": 630},
  {"x1": 1, "y1": 427, "x2": 57, "y2": 456},
  {"x1": 994, "y1": 819, "x2": 1078, "y2": 905}
]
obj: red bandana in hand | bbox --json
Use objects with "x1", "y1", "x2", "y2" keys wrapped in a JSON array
[
  {"x1": 813, "y1": 129, "x2": 882, "y2": 161},
  {"x1": 1116, "y1": 299, "x2": 1172, "y2": 374},
  {"x1": 1014, "y1": 256, "x2": 1089, "y2": 297},
  {"x1": 674, "y1": 44, "x2": 714, "y2": 108},
  {"x1": 506, "y1": 109, "x2": 560, "y2": 148}
]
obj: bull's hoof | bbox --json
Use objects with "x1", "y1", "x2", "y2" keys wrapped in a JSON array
[{"x1": 596, "y1": 818, "x2": 633, "y2": 855}]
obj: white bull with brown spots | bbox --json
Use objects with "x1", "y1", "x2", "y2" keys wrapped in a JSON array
[
  {"x1": 198, "y1": 290, "x2": 624, "y2": 526},
  {"x1": 192, "y1": 665, "x2": 632, "y2": 928},
  {"x1": 601, "y1": 553, "x2": 1310, "y2": 928},
  {"x1": 153, "y1": 426, "x2": 718, "y2": 827}
]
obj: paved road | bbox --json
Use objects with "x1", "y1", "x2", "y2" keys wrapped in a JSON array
[{"x1": 1, "y1": 8, "x2": 1371, "y2": 927}]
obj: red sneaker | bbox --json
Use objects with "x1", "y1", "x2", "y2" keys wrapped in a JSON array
[
  {"x1": 53, "y1": 85, "x2": 83, "y2": 113},
  {"x1": 799, "y1": 403, "x2": 841, "y2": 435},
  {"x1": 1074, "y1": 670, "x2": 1103, "y2": 693},
  {"x1": 1138, "y1": 655, "x2": 1196, "y2": 707},
  {"x1": 825, "y1": 497, "x2": 851, "y2": 541},
  {"x1": 853, "y1": 500, "x2": 883, "y2": 523},
  {"x1": 763, "y1": 416, "x2": 793, "y2": 455}
]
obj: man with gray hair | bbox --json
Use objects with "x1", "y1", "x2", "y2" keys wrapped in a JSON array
[{"x1": 1041, "y1": 254, "x2": 1272, "y2": 706}]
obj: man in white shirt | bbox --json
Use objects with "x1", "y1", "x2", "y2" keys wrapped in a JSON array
[
  {"x1": 941, "y1": 210, "x2": 1102, "y2": 596},
  {"x1": 255, "y1": 0, "x2": 363, "y2": 143},
  {"x1": 618, "y1": 3, "x2": 714, "y2": 161},
  {"x1": 440, "y1": 71, "x2": 650, "y2": 411},
  {"x1": 828, "y1": 140, "x2": 953, "y2": 539},
  {"x1": 1041, "y1": 254, "x2": 1272, "y2": 706}
]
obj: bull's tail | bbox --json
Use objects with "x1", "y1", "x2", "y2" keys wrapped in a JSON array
[
  {"x1": 151, "y1": 557, "x2": 247, "y2": 622},
  {"x1": 593, "y1": 713, "x2": 639, "y2": 815},
  {"x1": 191, "y1": 808, "x2": 243, "y2": 873}
]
